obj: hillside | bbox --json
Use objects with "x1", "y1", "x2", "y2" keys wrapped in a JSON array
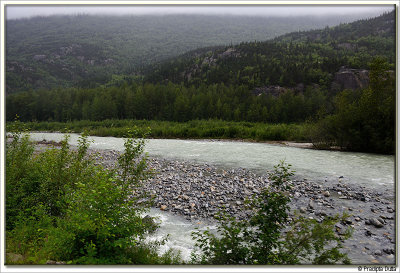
[
  {"x1": 145, "y1": 11, "x2": 395, "y2": 91},
  {"x1": 6, "y1": 11, "x2": 395, "y2": 154},
  {"x1": 6, "y1": 13, "x2": 380, "y2": 94}
]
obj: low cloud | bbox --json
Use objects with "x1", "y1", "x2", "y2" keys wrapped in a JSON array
[{"x1": 6, "y1": 5, "x2": 395, "y2": 20}]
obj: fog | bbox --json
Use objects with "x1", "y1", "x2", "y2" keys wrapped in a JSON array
[{"x1": 6, "y1": 5, "x2": 395, "y2": 20}]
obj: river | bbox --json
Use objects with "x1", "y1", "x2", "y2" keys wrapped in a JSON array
[
  {"x1": 26, "y1": 132, "x2": 395, "y2": 262},
  {"x1": 27, "y1": 132, "x2": 395, "y2": 191}
]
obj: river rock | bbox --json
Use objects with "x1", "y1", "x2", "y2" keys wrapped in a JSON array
[
  {"x1": 36, "y1": 143, "x2": 394, "y2": 265},
  {"x1": 365, "y1": 229, "x2": 372, "y2": 236},
  {"x1": 383, "y1": 248, "x2": 395, "y2": 255},
  {"x1": 160, "y1": 205, "x2": 168, "y2": 211},
  {"x1": 369, "y1": 218, "x2": 384, "y2": 228}
]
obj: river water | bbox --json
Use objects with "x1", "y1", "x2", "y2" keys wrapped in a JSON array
[
  {"x1": 26, "y1": 132, "x2": 395, "y2": 261},
  {"x1": 28, "y1": 132, "x2": 395, "y2": 190}
]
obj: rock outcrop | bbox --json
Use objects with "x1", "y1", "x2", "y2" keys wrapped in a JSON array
[
  {"x1": 252, "y1": 85, "x2": 287, "y2": 97},
  {"x1": 331, "y1": 67, "x2": 369, "y2": 92}
]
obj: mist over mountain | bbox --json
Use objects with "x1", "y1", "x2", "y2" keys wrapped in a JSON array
[
  {"x1": 145, "y1": 11, "x2": 395, "y2": 89},
  {"x1": 5, "y1": 12, "x2": 392, "y2": 93}
]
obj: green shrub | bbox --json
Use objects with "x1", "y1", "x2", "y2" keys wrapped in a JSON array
[
  {"x1": 8, "y1": 119, "x2": 312, "y2": 143},
  {"x1": 6, "y1": 127, "x2": 178, "y2": 264}
]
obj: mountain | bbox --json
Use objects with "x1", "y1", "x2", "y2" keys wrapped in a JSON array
[
  {"x1": 144, "y1": 11, "x2": 395, "y2": 91},
  {"x1": 5, "y1": 13, "x2": 384, "y2": 94}
]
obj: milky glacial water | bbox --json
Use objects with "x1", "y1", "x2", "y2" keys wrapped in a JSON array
[
  {"x1": 143, "y1": 208, "x2": 216, "y2": 261},
  {"x1": 28, "y1": 132, "x2": 395, "y2": 191},
  {"x1": 26, "y1": 132, "x2": 396, "y2": 261}
]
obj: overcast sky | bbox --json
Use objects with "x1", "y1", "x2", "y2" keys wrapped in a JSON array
[{"x1": 6, "y1": 5, "x2": 395, "y2": 20}]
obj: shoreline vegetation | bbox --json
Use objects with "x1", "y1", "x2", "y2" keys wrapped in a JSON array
[
  {"x1": 6, "y1": 119, "x2": 311, "y2": 142},
  {"x1": 6, "y1": 119, "x2": 311, "y2": 143},
  {"x1": 6, "y1": 119, "x2": 390, "y2": 154}
]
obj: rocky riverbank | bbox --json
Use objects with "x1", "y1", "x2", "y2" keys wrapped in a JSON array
[{"x1": 34, "y1": 142, "x2": 396, "y2": 265}]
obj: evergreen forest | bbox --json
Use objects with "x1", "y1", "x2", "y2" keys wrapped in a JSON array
[{"x1": 6, "y1": 11, "x2": 396, "y2": 154}]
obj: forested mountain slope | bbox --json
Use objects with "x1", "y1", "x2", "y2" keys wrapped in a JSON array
[
  {"x1": 145, "y1": 11, "x2": 395, "y2": 90},
  {"x1": 6, "y1": 11, "x2": 395, "y2": 153},
  {"x1": 6, "y1": 13, "x2": 382, "y2": 93}
]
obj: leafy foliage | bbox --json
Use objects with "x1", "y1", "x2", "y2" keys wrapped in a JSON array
[
  {"x1": 191, "y1": 162, "x2": 352, "y2": 265},
  {"x1": 6, "y1": 128, "x2": 181, "y2": 264},
  {"x1": 311, "y1": 58, "x2": 395, "y2": 154},
  {"x1": 7, "y1": 119, "x2": 312, "y2": 144}
]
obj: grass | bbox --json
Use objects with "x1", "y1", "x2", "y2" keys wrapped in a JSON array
[{"x1": 7, "y1": 119, "x2": 313, "y2": 142}]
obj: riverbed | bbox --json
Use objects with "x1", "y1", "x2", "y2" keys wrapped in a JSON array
[
  {"x1": 27, "y1": 132, "x2": 395, "y2": 195},
  {"x1": 27, "y1": 132, "x2": 396, "y2": 264}
]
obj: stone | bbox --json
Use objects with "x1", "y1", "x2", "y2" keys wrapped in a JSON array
[
  {"x1": 160, "y1": 205, "x2": 167, "y2": 211},
  {"x1": 6, "y1": 253, "x2": 24, "y2": 263},
  {"x1": 344, "y1": 219, "x2": 352, "y2": 225},
  {"x1": 323, "y1": 191, "x2": 330, "y2": 197},
  {"x1": 374, "y1": 250, "x2": 382, "y2": 256},
  {"x1": 299, "y1": 207, "x2": 307, "y2": 213},
  {"x1": 369, "y1": 218, "x2": 384, "y2": 228},
  {"x1": 182, "y1": 195, "x2": 189, "y2": 200},
  {"x1": 365, "y1": 230, "x2": 372, "y2": 236}
]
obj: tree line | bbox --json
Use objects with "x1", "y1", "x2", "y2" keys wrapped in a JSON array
[
  {"x1": 6, "y1": 82, "x2": 328, "y2": 124},
  {"x1": 7, "y1": 58, "x2": 395, "y2": 154}
]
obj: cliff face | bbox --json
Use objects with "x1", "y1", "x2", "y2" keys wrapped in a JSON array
[
  {"x1": 331, "y1": 67, "x2": 369, "y2": 92},
  {"x1": 252, "y1": 67, "x2": 371, "y2": 98}
]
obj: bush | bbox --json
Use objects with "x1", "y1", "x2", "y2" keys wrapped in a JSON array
[
  {"x1": 191, "y1": 162, "x2": 351, "y2": 265},
  {"x1": 6, "y1": 127, "x2": 180, "y2": 264}
]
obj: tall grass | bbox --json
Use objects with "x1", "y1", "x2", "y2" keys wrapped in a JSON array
[{"x1": 7, "y1": 119, "x2": 313, "y2": 142}]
